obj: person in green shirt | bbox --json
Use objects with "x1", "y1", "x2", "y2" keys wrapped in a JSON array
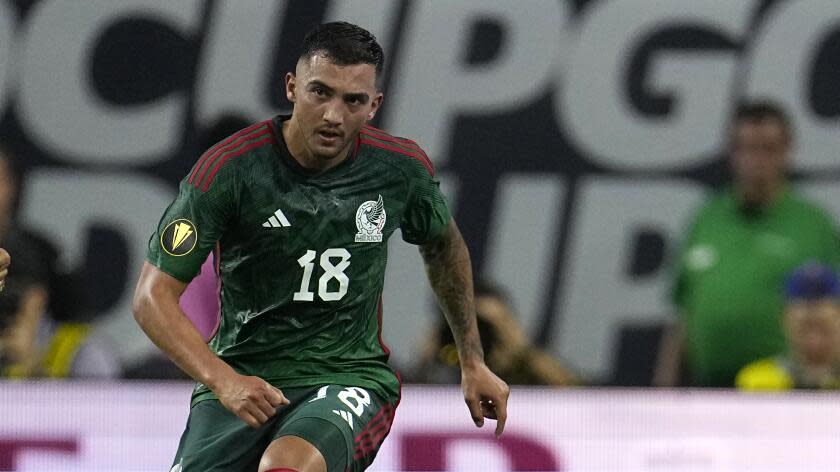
[
  {"x1": 737, "y1": 263, "x2": 840, "y2": 391},
  {"x1": 655, "y1": 100, "x2": 840, "y2": 388},
  {"x1": 133, "y1": 22, "x2": 509, "y2": 472}
]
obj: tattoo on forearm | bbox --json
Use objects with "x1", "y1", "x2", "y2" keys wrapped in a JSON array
[{"x1": 420, "y1": 222, "x2": 484, "y2": 363}]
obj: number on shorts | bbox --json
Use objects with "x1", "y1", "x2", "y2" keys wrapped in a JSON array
[{"x1": 338, "y1": 387, "x2": 371, "y2": 417}]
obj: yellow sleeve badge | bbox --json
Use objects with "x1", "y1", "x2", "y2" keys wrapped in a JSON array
[{"x1": 160, "y1": 219, "x2": 198, "y2": 257}]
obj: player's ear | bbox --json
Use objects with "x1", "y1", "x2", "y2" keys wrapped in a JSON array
[
  {"x1": 367, "y1": 92, "x2": 384, "y2": 122},
  {"x1": 285, "y1": 72, "x2": 297, "y2": 103}
]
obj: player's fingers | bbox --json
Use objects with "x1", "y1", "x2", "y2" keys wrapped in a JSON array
[
  {"x1": 480, "y1": 400, "x2": 498, "y2": 419},
  {"x1": 0, "y1": 248, "x2": 9, "y2": 267},
  {"x1": 254, "y1": 396, "x2": 277, "y2": 420},
  {"x1": 494, "y1": 396, "x2": 508, "y2": 438},
  {"x1": 267, "y1": 386, "x2": 290, "y2": 406},
  {"x1": 238, "y1": 411, "x2": 261, "y2": 429},
  {"x1": 464, "y1": 397, "x2": 484, "y2": 427},
  {"x1": 247, "y1": 404, "x2": 270, "y2": 425}
]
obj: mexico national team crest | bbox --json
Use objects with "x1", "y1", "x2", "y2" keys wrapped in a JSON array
[
  {"x1": 355, "y1": 195, "x2": 386, "y2": 243},
  {"x1": 160, "y1": 219, "x2": 198, "y2": 256}
]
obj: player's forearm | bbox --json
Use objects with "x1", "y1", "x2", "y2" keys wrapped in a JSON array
[
  {"x1": 132, "y1": 276, "x2": 235, "y2": 388},
  {"x1": 420, "y1": 220, "x2": 484, "y2": 366}
]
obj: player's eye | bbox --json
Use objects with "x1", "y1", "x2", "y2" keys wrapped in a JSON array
[
  {"x1": 345, "y1": 95, "x2": 367, "y2": 106},
  {"x1": 312, "y1": 87, "x2": 327, "y2": 97}
]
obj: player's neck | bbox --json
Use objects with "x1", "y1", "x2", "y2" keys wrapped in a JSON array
[{"x1": 282, "y1": 119, "x2": 351, "y2": 174}]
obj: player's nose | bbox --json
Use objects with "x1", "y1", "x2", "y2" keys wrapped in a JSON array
[{"x1": 322, "y1": 102, "x2": 343, "y2": 126}]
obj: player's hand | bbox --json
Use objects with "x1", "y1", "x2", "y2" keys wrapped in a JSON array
[
  {"x1": 214, "y1": 373, "x2": 290, "y2": 428},
  {"x1": 0, "y1": 247, "x2": 9, "y2": 292},
  {"x1": 461, "y1": 360, "x2": 510, "y2": 438}
]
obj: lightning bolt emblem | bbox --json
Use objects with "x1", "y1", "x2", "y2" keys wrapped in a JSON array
[{"x1": 172, "y1": 222, "x2": 194, "y2": 250}]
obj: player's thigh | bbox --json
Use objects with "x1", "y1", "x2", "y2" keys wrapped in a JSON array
[
  {"x1": 273, "y1": 385, "x2": 398, "y2": 472},
  {"x1": 171, "y1": 399, "x2": 277, "y2": 472}
]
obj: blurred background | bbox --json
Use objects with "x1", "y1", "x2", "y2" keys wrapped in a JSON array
[{"x1": 1, "y1": 0, "x2": 840, "y2": 470}]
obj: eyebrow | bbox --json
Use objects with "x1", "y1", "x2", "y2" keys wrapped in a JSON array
[{"x1": 308, "y1": 80, "x2": 369, "y2": 103}]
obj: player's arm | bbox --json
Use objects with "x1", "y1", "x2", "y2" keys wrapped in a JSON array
[
  {"x1": 419, "y1": 219, "x2": 510, "y2": 437},
  {"x1": 133, "y1": 263, "x2": 288, "y2": 428}
]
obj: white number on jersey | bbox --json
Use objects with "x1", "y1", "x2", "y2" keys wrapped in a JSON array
[{"x1": 293, "y1": 248, "x2": 351, "y2": 302}]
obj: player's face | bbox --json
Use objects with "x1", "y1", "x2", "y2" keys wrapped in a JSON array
[
  {"x1": 785, "y1": 300, "x2": 840, "y2": 365},
  {"x1": 286, "y1": 54, "x2": 383, "y2": 162},
  {"x1": 729, "y1": 118, "x2": 789, "y2": 191}
]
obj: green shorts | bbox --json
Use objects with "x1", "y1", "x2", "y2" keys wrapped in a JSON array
[{"x1": 171, "y1": 384, "x2": 398, "y2": 472}]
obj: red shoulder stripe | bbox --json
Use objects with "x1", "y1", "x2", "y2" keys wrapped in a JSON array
[
  {"x1": 362, "y1": 125, "x2": 422, "y2": 150},
  {"x1": 359, "y1": 137, "x2": 435, "y2": 176},
  {"x1": 361, "y1": 127, "x2": 431, "y2": 161},
  {"x1": 200, "y1": 136, "x2": 272, "y2": 192},
  {"x1": 360, "y1": 129, "x2": 433, "y2": 171},
  {"x1": 362, "y1": 125, "x2": 428, "y2": 158},
  {"x1": 191, "y1": 125, "x2": 269, "y2": 187},
  {"x1": 193, "y1": 128, "x2": 270, "y2": 189},
  {"x1": 189, "y1": 122, "x2": 266, "y2": 184},
  {"x1": 360, "y1": 129, "x2": 426, "y2": 156}
]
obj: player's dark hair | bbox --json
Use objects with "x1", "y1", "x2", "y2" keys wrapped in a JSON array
[
  {"x1": 732, "y1": 99, "x2": 793, "y2": 143},
  {"x1": 299, "y1": 21, "x2": 384, "y2": 76}
]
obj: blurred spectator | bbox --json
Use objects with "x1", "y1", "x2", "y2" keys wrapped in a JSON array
[
  {"x1": 0, "y1": 247, "x2": 8, "y2": 289},
  {"x1": 0, "y1": 275, "x2": 46, "y2": 377},
  {"x1": 737, "y1": 263, "x2": 840, "y2": 390},
  {"x1": 0, "y1": 144, "x2": 118, "y2": 379},
  {"x1": 412, "y1": 281, "x2": 579, "y2": 386},
  {"x1": 656, "y1": 101, "x2": 840, "y2": 387}
]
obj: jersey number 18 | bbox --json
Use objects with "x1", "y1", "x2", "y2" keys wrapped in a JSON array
[{"x1": 293, "y1": 248, "x2": 351, "y2": 302}]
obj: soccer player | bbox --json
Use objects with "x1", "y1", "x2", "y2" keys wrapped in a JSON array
[{"x1": 133, "y1": 22, "x2": 509, "y2": 472}]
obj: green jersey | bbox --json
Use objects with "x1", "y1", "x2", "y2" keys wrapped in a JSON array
[
  {"x1": 146, "y1": 115, "x2": 451, "y2": 403},
  {"x1": 673, "y1": 188, "x2": 840, "y2": 387}
]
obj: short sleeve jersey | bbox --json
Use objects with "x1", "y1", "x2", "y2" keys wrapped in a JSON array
[
  {"x1": 672, "y1": 188, "x2": 840, "y2": 387},
  {"x1": 146, "y1": 116, "x2": 451, "y2": 403}
]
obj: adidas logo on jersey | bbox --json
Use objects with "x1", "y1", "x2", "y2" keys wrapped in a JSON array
[{"x1": 262, "y1": 208, "x2": 291, "y2": 228}]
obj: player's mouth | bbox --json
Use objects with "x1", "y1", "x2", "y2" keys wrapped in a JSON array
[{"x1": 316, "y1": 129, "x2": 342, "y2": 146}]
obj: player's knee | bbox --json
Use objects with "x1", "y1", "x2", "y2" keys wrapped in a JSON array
[{"x1": 259, "y1": 436, "x2": 326, "y2": 472}]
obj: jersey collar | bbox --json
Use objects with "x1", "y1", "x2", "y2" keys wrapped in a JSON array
[{"x1": 270, "y1": 114, "x2": 360, "y2": 178}]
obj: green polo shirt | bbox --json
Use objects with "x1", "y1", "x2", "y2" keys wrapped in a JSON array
[{"x1": 673, "y1": 188, "x2": 840, "y2": 387}]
